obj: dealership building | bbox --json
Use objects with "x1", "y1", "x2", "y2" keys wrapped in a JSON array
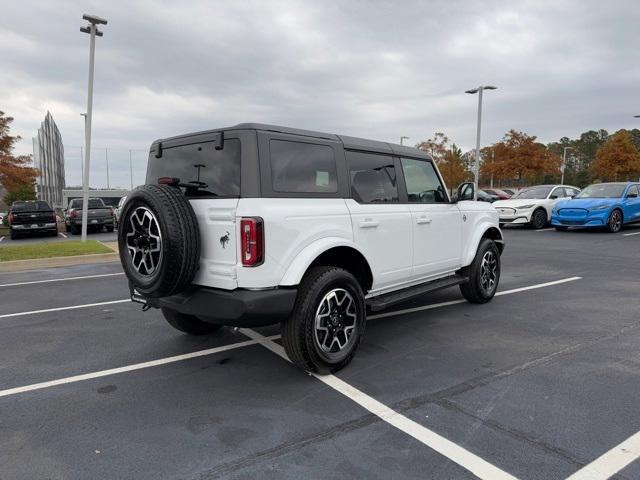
[{"x1": 32, "y1": 112, "x2": 65, "y2": 208}]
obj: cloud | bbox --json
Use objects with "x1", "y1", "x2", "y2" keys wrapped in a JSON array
[{"x1": 1, "y1": 0, "x2": 639, "y2": 189}]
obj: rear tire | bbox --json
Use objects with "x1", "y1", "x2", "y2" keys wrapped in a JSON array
[
  {"x1": 530, "y1": 208, "x2": 547, "y2": 229},
  {"x1": 606, "y1": 209, "x2": 623, "y2": 233},
  {"x1": 281, "y1": 266, "x2": 366, "y2": 373},
  {"x1": 161, "y1": 308, "x2": 222, "y2": 335},
  {"x1": 70, "y1": 224, "x2": 80, "y2": 235},
  {"x1": 106, "y1": 225, "x2": 114, "y2": 233},
  {"x1": 459, "y1": 238, "x2": 501, "y2": 304},
  {"x1": 10, "y1": 230, "x2": 18, "y2": 240}
]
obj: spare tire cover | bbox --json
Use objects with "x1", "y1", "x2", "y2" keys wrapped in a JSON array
[{"x1": 118, "y1": 184, "x2": 200, "y2": 298}]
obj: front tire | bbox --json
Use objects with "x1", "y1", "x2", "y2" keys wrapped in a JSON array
[
  {"x1": 459, "y1": 238, "x2": 501, "y2": 304},
  {"x1": 530, "y1": 208, "x2": 547, "y2": 229},
  {"x1": 606, "y1": 209, "x2": 623, "y2": 233},
  {"x1": 281, "y1": 266, "x2": 366, "y2": 374},
  {"x1": 161, "y1": 308, "x2": 222, "y2": 335}
]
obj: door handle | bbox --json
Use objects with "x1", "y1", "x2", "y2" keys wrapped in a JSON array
[
  {"x1": 416, "y1": 216, "x2": 432, "y2": 225},
  {"x1": 359, "y1": 219, "x2": 379, "y2": 228}
]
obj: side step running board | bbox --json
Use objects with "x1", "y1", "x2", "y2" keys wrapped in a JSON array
[{"x1": 366, "y1": 274, "x2": 468, "y2": 312}]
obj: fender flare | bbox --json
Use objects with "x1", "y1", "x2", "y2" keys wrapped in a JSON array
[
  {"x1": 462, "y1": 224, "x2": 504, "y2": 266},
  {"x1": 279, "y1": 237, "x2": 369, "y2": 286}
]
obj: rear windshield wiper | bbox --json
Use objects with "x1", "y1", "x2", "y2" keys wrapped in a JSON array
[{"x1": 157, "y1": 177, "x2": 217, "y2": 196}]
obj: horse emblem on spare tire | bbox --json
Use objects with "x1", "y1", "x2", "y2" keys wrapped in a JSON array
[{"x1": 220, "y1": 231, "x2": 230, "y2": 249}]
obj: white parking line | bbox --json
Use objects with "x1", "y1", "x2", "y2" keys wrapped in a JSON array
[
  {"x1": 565, "y1": 430, "x2": 640, "y2": 480},
  {"x1": 0, "y1": 299, "x2": 130, "y2": 319},
  {"x1": 241, "y1": 328, "x2": 518, "y2": 480},
  {"x1": 535, "y1": 228, "x2": 555, "y2": 232},
  {"x1": 58, "y1": 232, "x2": 67, "y2": 239},
  {"x1": 368, "y1": 277, "x2": 582, "y2": 320},
  {"x1": 0, "y1": 272, "x2": 124, "y2": 288},
  {"x1": 622, "y1": 231, "x2": 640, "y2": 237},
  {"x1": 0, "y1": 335, "x2": 281, "y2": 399}
]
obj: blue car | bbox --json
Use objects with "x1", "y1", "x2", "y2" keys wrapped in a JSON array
[{"x1": 551, "y1": 182, "x2": 640, "y2": 232}]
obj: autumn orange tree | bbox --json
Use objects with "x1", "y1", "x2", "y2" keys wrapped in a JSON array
[
  {"x1": 483, "y1": 130, "x2": 561, "y2": 185},
  {"x1": 592, "y1": 129, "x2": 640, "y2": 181},
  {"x1": 0, "y1": 110, "x2": 38, "y2": 204},
  {"x1": 417, "y1": 133, "x2": 471, "y2": 191}
]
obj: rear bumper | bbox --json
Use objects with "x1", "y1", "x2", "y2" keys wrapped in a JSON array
[
  {"x1": 11, "y1": 223, "x2": 57, "y2": 231},
  {"x1": 69, "y1": 218, "x2": 114, "y2": 226},
  {"x1": 145, "y1": 286, "x2": 298, "y2": 327}
]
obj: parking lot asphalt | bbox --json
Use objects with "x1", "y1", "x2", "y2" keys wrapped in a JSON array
[
  {"x1": 0, "y1": 229, "x2": 118, "y2": 245},
  {"x1": 1, "y1": 226, "x2": 639, "y2": 479}
]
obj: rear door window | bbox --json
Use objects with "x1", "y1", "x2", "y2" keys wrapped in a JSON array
[
  {"x1": 346, "y1": 151, "x2": 398, "y2": 203},
  {"x1": 269, "y1": 140, "x2": 337, "y2": 193},
  {"x1": 146, "y1": 138, "x2": 241, "y2": 197}
]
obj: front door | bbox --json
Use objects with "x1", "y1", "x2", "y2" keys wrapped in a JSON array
[
  {"x1": 399, "y1": 158, "x2": 462, "y2": 279},
  {"x1": 345, "y1": 150, "x2": 412, "y2": 291}
]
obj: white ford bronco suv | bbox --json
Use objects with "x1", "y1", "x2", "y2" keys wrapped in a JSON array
[{"x1": 119, "y1": 124, "x2": 504, "y2": 373}]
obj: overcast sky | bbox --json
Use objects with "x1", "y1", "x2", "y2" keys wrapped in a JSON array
[{"x1": 1, "y1": 0, "x2": 639, "y2": 188}]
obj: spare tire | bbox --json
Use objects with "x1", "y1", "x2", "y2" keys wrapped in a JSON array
[{"x1": 118, "y1": 184, "x2": 200, "y2": 298}]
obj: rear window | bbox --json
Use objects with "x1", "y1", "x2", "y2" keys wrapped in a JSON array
[
  {"x1": 146, "y1": 138, "x2": 241, "y2": 197},
  {"x1": 269, "y1": 140, "x2": 337, "y2": 193},
  {"x1": 347, "y1": 151, "x2": 398, "y2": 203},
  {"x1": 70, "y1": 199, "x2": 105, "y2": 209},
  {"x1": 11, "y1": 201, "x2": 52, "y2": 212}
]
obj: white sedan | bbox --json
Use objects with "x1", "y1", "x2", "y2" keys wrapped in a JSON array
[{"x1": 493, "y1": 184, "x2": 580, "y2": 229}]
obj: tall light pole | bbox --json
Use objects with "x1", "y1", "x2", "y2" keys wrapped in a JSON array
[
  {"x1": 80, "y1": 13, "x2": 107, "y2": 242},
  {"x1": 129, "y1": 150, "x2": 133, "y2": 190},
  {"x1": 561, "y1": 146, "x2": 572, "y2": 185},
  {"x1": 80, "y1": 113, "x2": 86, "y2": 182},
  {"x1": 466, "y1": 85, "x2": 497, "y2": 188},
  {"x1": 105, "y1": 147, "x2": 110, "y2": 189},
  {"x1": 400, "y1": 136, "x2": 410, "y2": 146}
]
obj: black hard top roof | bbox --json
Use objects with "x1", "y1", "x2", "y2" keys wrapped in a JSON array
[{"x1": 152, "y1": 123, "x2": 431, "y2": 159}]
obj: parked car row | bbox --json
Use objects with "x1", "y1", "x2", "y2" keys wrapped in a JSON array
[
  {"x1": 5, "y1": 197, "x2": 120, "y2": 240},
  {"x1": 492, "y1": 181, "x2": 640, "y2": 232}
]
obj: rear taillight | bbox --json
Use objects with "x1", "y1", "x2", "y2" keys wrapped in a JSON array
[
  {"x1": 8, "y1": 213, "x2": 14, "y2": 224},
  {"x1": 240, "y1": 217, "x2": 264, "y2": 267},
  {"x1": 69, "y1": 209, "x2": 77, "y2": 218},
  {"x1": 52, "y1": 211, "x2": 57, "y2": 222},
  {"x1": 108, "y1": 207, "x2": 114, "y2": 216}
]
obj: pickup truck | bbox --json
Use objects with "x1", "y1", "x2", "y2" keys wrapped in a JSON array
[
  {"x1": 8, "y1": 200, "x2": 58, "y2": 240},
  {"x1": 65, "y1": 197, "x2": 115, "y2": 235}
]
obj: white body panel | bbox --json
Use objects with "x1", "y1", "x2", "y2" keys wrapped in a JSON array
[
  {"x1": 190, "y1": 195, "x2": 500, "y2": 296},
  {"x1": 344, "y1": 199, "x2": 413, "y2": 290},
  {"x1": 408, "y1": 203, "x2": 463, "y2": 278}
]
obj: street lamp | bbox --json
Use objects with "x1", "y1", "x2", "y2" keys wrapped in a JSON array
[
  {"x1": 400, "y1": 136, "x2": 410, "y2": 146},
  {"x1": 561, "y1": 146, "x2": 572, "y2": 185},
  {"x1": 80, "y1": 13, "x2": 107, "y2": 242},
  {"x1": 466, "y1": 85, "x2": 497, "y2": 189}
]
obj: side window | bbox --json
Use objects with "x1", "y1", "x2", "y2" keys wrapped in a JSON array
[
  {"x1": 269, "y1": 140, "x2": 337, "y2": 193},
  {"x1": 567, "y1": 188, "x2": 578, "y2": 197},
  {"x1": 551, "y1": 187, "x2": 566, "y2": 199},
  {"x1": 346, "y1": 151, "x2": 398, "y2": 203},
  {"x1": 400, "y1": 158, "x2": 447, "y2": 203},
  {"x1": 627, "y1": 185, "x2": 639, "y2": 197}
]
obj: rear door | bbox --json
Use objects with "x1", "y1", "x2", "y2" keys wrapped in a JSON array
[
  {"x1": 345, "y1": 150, "x2": 412, "y2": 291},
  {"x1": 146, "y1": 133, "x2": 243, "y2": 290},
  {"x1": 399, "y1": 158, "x2": 462, "y2": 278}
]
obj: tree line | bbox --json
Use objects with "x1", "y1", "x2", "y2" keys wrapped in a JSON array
[
  {"x1": 0, "y1": 111, "x2": 38, "y2": 206},
  {"x1": 417, "y1": 128, "x2": 640, "y2": 190}
]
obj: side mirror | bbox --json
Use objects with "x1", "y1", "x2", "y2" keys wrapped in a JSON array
[{"x1": 455, "y1": 182, "x2": 476, "y2": 202}]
